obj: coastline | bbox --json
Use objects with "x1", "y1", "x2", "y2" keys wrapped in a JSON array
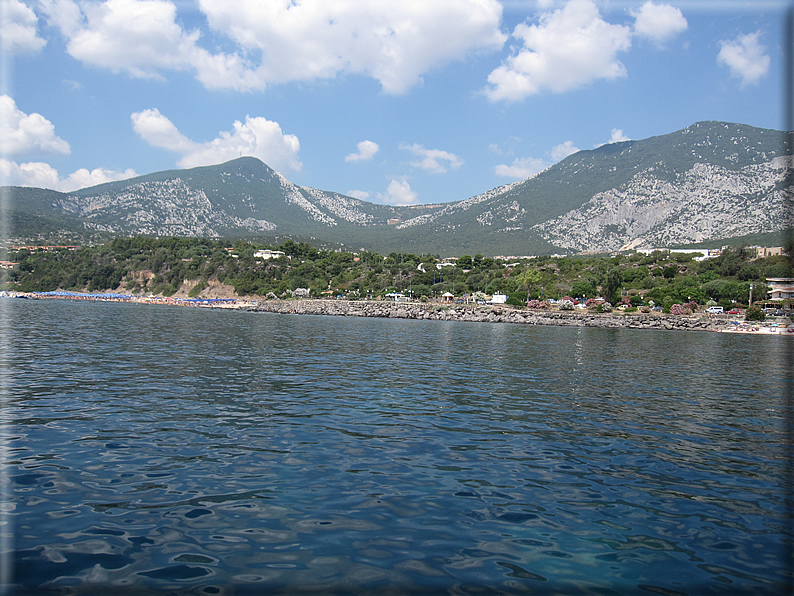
[
  {"x1": 246, "y1": 299, "x2": 794, "y2": 335},
  {"x1": 7, "y1": 291, "x2": 793, "y2": 335}
]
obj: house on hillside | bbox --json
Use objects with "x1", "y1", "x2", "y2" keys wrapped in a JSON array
[
  {"x1": 766, "y1": 278, "x2": 794, "y2": 302},
  {"x1": 752, "y1": 246, "x2": 784, "y2": 258},
  {"x1": 254, "y1": 249, "x2": 286, "y2": 260}
]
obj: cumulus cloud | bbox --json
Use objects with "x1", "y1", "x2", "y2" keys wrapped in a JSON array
[
  {"x1": 550, "y1": 140, "x2": 579, "y2": 161},
  {"x1": 495, "y1": 139, "x2": 579, "y2": 179},
  {"x1": 59, "y1": 0, "x2": 216, "y2": 81},
  {"x1": 608, "y1": 128, "x2": 630, "y2": 143},
  {"x1": 345, "y1": 140, "x2": 380, "y2": 163},
  {"x1": 346, "y1": 190, "x2": 371, "y2": 201},
  {"x1": 378, "y1": 179, "x2": 418, "y2": 205},
  {"x1": 0, "y1": 95, "x2": 70, "y2": 156},
  {"x1": 37, "y1": 0, "x2": 83, "y2": 37},
  {"x1": 593, "y1": 128, "x2": 631, "y2": 148},
  {"x1": 717, "y1": 31, "x2": 770, "y2": 87},
  {"x1": 130, "y1": 108, "x2": 194, "y2": 153},
  {"x1": 39, "y1": 0, "x2": 506, "y2": 93},
  {"x1": 400, "y1": 143, "x2": 463, "y2": 173},
  {"x1": 0, "y1": 158, "x2": 137, "y2": 192},
  {"x1": 631, "y1": 1, "x2": 687, "y2": 45},
  {"x1": 483, "y1": 0, "x2": 631, "y2": 101},
  {"x1": 1, "y1": 0, "x2": 47, "y2": 54},
  {"x1": 63, "y1": 166, "x2": 138, "y2": 190},
  {"x1": 131, "y1": 108, "x2": 302, "y2": 173},
  {"x1": 199, "y1": 0, "x2": 506, "y2": 93},
  {"x1": 494, "y1": 156, "x2": 549, "y2": 179}
]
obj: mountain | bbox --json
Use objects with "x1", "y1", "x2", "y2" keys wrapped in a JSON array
[{"x1": 5, "y1": 121, "x2": 792, "y2": 255}]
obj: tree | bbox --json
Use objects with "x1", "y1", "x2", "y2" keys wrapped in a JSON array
[
  {"x1": 456, "y1": 255, "x2": 473, "y2": 269},
  {"x1": 603, "y1": 266, "x2": 622, "y2": 304},
  {"x1": 737, "y1": 263, "x2": 762, "y2": 281},
  {"x1": 516, "y1": 268, "x2": 542, "y2": 301},
  {"x1": 570, "y1": 279, "x2": 595, "y2": 298},
  {"x1": 745, "y1": 305, "x2": 765, "y2": 322}
]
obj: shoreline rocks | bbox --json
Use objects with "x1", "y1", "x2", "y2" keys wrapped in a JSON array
[{"x1": 245, "y1": 300, "x2": 726, "y2": 332}]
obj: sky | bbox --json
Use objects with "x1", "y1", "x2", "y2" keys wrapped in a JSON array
[{"x1": 0, "y1": 0, "x2": 789, "y2": 205}]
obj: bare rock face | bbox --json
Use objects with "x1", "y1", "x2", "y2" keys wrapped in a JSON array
[
  {"x1": 531, "y1": 157, "x2": 792, "y2": 252},
  {"x1": 11, "y1": 121, "x2": 791, "y2": 254}
]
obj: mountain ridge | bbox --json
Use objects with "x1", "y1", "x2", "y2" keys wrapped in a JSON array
[{"x1": 5, "y1": 120, "x2": 792, "y2": 255}]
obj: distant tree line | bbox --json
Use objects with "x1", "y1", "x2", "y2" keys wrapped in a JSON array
[{"x1": 3, "y1": 236, "x2": 792, "y2": 311}]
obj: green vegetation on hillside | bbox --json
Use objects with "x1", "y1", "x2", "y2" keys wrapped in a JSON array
[
  {"x1": 4, "y1": 237, "x2": 792, "y2": 311},
  {"x1": 5, "y1": 122, "x2": 789, "y2": 257}
]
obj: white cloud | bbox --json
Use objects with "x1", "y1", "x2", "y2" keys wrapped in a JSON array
[
  {"x1": 346, "y1": 190, "x2": 370, "y2": 200},
  {"x1": 717, "y1": 31, "x2": 770, "y2": 87},
  {"x1": 608, "y1": 128, "x2": 630, "y2": 143},
  {"x1": 0, "y1": 159, "x2": 60, "y2": 188},
  {"x1": 1, "y1": 0, "x2": 46, "y2": 54},
  {"x1": 131, "y1": 108, "x2": 302, "y2": 173},
  {"x1": 58, "y1": 0, "x2": 212, "y2": 81},
  {"x1": 378, "y1": 179, "x2": 418, "y2": 205},
  {"x1": 345, "y1": 140, "x2": 380, "y2": 163},
  {"x1": 0, "y1": 158, "x2": 137, "y2": 192},
  {"x1": 483, "y1": 0, "x2": 632, "y2": 101},
  {"x1": 495, "y1": 130, "x2": 630, "y2": 180},
  {"x1": 631, "y1": 2, "x2": 687, "y2": 45},
  {"x1": 130, "y1": 108, "x2": 194, "y2": 153},
  {"x1": 63, "y1": 166, "x2": 138, "y2": 190},
  {"x1": 41, "y1": 0, "x2": 506, "y2": 93},
  {"x1": 199, "y1": 0, "x2": 506, "y2": 93},
  {"x1": 494, "y1": 156, "x2": 549, "y2": 179},
  {"x1": 494, "y1": 138, "x2": 579, "y2": 179},
  {"x1": 550, "y1": 140, "x2": 579, "y2": 161},
  {"x1": 0, "y1": 95, "x2": 71, "y2": 156},
  {"x1": 400, "y1": 143, "x2": 463, "y2": 173},
  {"x1": 38, "y1": 0, "x2": 83, "y2": 37}
]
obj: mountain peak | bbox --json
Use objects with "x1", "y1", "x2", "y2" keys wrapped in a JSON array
[{"x1": 5, "y1": 121, "x2": 791, "y2": 255}]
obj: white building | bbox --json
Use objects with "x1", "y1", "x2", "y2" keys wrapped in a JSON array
[
  {"x1": 766, "y1": 278, "x2": 794, "y2": 301},
  {"x1": 254, "y1": 249, "x2": 286, "y2": 260}
]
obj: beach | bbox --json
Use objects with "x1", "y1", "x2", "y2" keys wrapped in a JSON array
[{"x1": 7, "y1": 290, "x2": 793, "y2": 335}]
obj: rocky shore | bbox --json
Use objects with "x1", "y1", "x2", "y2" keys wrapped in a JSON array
[{"x1": 246, "y1": 299, "x2": 733, "y2": 332}]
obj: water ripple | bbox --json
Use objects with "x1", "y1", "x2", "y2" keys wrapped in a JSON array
[{"x1": 7, "y1": 300, "x2": 792, "y2": 594}]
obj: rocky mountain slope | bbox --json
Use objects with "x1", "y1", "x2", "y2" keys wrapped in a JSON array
[{"x1": 5, "y1": 121, "x2": 792, "y2": 255}]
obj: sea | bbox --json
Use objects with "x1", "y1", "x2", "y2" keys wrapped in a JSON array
[{"x1": 3, "y1": 298, "x2": 792, "y2": 595}]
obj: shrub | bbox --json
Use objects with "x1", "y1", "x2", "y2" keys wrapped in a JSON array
[
  {"x1": 188, "y1": 281, "x2": 207, "y2": 297},
  {"x1": 745, "y1": 306, "x2": 766, "y2": 322},
  {"x1": 670, "y1": 303, "x2": 692, "y2": 315},
  {"x1": 558, "y1": 299, "x2": 574, "y2": 310},
  {"x1": 527, "y1": 299, "x2": 546, "y2": 309}
]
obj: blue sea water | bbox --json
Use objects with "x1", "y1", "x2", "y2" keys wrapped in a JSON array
[{"x1": 2, "y1": 298, "x2": 792, "y2": 594}]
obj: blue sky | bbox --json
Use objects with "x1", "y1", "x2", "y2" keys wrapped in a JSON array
[{"x1": 0, "y1": 0, "x2": 788, "y2": 205}]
